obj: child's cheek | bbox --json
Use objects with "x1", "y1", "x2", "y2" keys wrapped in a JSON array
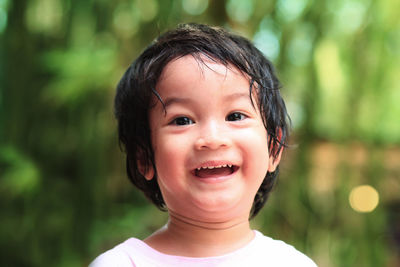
[{"x1": 241, "y1": 126, "x2": 270, "y2": 176}]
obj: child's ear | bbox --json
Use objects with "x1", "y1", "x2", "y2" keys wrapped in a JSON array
[
  {"x1": 138, "y1": 159, "x2": 155, "y2": 181},
  {"x1": 268, "y1": 128, "x2": 284, "y2": 172},
  {"x1": 268, "y1": 147, "x2": 283, "y2": 172}
]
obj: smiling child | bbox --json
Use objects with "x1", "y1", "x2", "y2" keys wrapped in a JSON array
[{"x1": 90, "y1": 23, "x2": 317, "y2": 267}]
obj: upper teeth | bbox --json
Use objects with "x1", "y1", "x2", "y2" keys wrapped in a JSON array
[{"x1": 196, "y1": 164, "x2": 232, "y2": 170}]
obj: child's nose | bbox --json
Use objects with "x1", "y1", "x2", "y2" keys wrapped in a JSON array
[{"x1": 194, "y1": 120, "x2": 231, "y2": 150}]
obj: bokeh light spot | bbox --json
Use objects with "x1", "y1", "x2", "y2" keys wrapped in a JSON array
[
  {"x1": 335, "y1": 0, "x2": 367, "y2": 34},
  {"x1": 253, "y1": 18, "x2": 282, "y2": 61},
  {"x1": 253, "y1": 29, "x2": 280, "y2": 61},
  {"x1": 25, "y1": 0, "x2": 63, "y2": 35},
  {"x1": 287, "y1": 23, "x2": 315, "y2": 66},
  {"x1": 137, "y1": 0, "x2": 159, "y2": 22},
  {"x1": 253, "y1": 17, "x2": 281, "y2": 61},
  {"x1": 286, "y1": 100, "x2": 305, "y2": 129},
  {"x1": 226, "y1": 0, "x2": 254, "y2": 23},
  {"x1": 349, "y1": 185, "x2": 379, "y2": 213},
  {"x1": 182, "y1": 0, "x2": 208, "y2": 16},
  {"x1": 277, "y1": 0, "x2": 308, "y2": 22},
  {"x1": 113, "y1": 3, "x2": 140, "y2": 38}
]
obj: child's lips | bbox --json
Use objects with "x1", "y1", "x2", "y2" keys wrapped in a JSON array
[{"x1": 192, "y1": 165, "x2": 239, "y2": 179}]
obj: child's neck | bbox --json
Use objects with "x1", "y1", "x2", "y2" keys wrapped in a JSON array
[{"x1": 144, "y1": 211, "x2": 254, "y2": 257}]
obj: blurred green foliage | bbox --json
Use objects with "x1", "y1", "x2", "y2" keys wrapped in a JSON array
[{"x1": 0, "y1": 0, "x2": 399, "y2": 266}]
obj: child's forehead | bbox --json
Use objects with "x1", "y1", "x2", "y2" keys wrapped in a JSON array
[
  {"x1": 151, "y1": 54, "x2": 259, "y2": 109},
  {"x1": 158, "y1": 55, "x2": 248, "y2": 84}
]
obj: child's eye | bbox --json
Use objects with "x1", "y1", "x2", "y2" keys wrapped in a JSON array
[
  {"x1": 171, "y1": 116, "x2": 194, "y2": 126},
  {"x1": 226, "y1": 112, "x2": 247, "y2": 121}
]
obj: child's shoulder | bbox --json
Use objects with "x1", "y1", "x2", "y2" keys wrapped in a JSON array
[
  {"x1": 89, "y1": 232, "x2": 317, "y2": 267},
  {"x1": 89, "y1": 238, "x2": 143, "y2": 267},
  {"x1": 251, "y1": 230, "x2": 317, "y2": 266}
]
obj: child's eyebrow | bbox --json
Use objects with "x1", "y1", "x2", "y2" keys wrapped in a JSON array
[
  {"x1": 224, "y1": 92, "x2": 251, "y2": 102},
  {"x1": 163, "y1": 93, "x2": 251, "y2": 108},
  {"x1": 163, "y1": 97, "x2": 195, "y2": 109}
]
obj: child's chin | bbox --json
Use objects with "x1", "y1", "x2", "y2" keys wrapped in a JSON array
[{"x1": 191, "y1": 196, "x2": 250, "y2": 219}]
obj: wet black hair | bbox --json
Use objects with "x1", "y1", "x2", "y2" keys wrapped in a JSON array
[{"x1": 115, "y1": 23, "x2": 290, "y2": 219}]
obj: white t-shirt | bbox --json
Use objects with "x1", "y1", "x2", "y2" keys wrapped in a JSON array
[{"x1": 90, "y1": 230, "x2": 317, "y2": 267}]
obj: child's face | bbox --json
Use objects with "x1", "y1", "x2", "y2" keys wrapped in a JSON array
[{"x1": 147, "y1": 55, "x2": 279, "y2": 222}]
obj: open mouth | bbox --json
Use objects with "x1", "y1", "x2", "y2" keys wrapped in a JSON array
[{"x1": 193, "y1": 164, "x2": 239, "y2": 178}]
